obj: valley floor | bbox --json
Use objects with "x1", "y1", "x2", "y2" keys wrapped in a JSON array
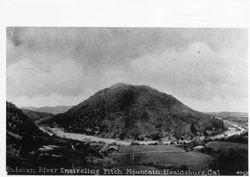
[{"x1": 8, "y1": 118, "x2": 248, "y2": 175}]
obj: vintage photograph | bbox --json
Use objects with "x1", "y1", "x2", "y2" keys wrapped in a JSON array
[{"x1": 6, "y1": 27, "x2": 248, "y2": 175}]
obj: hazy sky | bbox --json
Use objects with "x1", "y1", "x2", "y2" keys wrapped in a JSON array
[{"x1": 7, "y1": 28, "x2": 248, "y2": 112}]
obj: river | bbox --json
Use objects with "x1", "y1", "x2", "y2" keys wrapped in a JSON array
[{"x1": 39, "y1": 118, "x2": 246, "y2": 146}]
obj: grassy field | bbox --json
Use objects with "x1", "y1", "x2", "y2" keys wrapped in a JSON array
[
  {"x1": 110, "y1": 145, "x2": 213, "y2": 170},
  {"x1": 206, "y1": 141, "x2": 248, "y2": 151}
]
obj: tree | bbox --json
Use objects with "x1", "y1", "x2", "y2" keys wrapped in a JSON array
[
  {"x1": 151, "y1": 132, "x2": 163, "y2": 140},
  {"x1": 190, "y1": 123, "x2": 197, "y2": 135},
  {"x1": 203, "y1": 130, "x2": 208, "y2": 137}
]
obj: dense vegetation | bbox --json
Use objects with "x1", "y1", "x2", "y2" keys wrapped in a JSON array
[
  {"x1": 7, "y1": 102, "x2": 43, "y2": 139},
  {"x1": 39, "y1": 83, "x2": 225, "y2": 140},
  {"x1": 6, "y1": 102, "x2": 44, "y2": 168},
  {"x1": 217, "y1": 132, "x2": 248, "y2": 144}
]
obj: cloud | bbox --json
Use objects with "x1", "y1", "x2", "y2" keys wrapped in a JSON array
[
  {"x1": 130, "y1": 41, "x2": 247, "y2": 111},
  {"x1": 6, "y1": 28, "x2": 248, "y2": 111},
  {"x1": 7, "y1": 56, "x2": 89, "y2": 97},
  {"x1": 8, "y1": 94, "x2": 88, "y2": 107}
]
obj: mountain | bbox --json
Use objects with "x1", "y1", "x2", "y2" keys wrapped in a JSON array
[
  {"x1": 207, "y1": 112, "x2": 248, "y2": 118},
  {"x1": 21, "y1": 105, "x2": 72, "y2": 114},
  {"x1": 39, "y1": 83, "x2": 225, "y2": 140},
  {"x1": 7, "y1": 102, "x2": 42, "y2": 138},
  {"x1": 6, "y1": 101, "x2": 44, "y2": 165},
  {"x1": 22, "y1": 109, "x2": 54, "y2": 121}
]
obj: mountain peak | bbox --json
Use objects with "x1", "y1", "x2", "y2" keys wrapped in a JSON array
[
  {"x1": 109, "y1": 82, "x2": 154, "y2": 91},
  {"x1": 109, "y1": 82, "x2": 130, "y2": 88}
]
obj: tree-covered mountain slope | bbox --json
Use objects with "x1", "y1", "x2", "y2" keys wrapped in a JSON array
[{"x1": 39, "y1": 83, "x2": 225, "y2": 140}]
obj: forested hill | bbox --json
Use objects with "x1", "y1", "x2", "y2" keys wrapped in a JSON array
[
  {"x1": 7, "y1": 102, "x2": 42, "y2": 137},
  {"x1": 39, "y1": 83, "x2": 225, "y2": 140},
  {"x1": 7, "y1": 101, "x2": 45, "y2": 164}
]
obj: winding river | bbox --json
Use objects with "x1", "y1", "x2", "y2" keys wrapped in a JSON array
[{"x1": 39, "y1": 119, "x2": 246, "y2": 146}]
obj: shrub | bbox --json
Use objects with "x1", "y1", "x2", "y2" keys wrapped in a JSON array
[{"x1": 150, "y1": 133, "x2": 163, "y2": 140}]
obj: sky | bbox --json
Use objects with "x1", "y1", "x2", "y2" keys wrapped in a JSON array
[{"x1": 6, "y1": 28, "x2": 248, "y2": 112}]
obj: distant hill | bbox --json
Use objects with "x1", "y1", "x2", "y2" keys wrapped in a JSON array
[
  {"x1": 39, "y1": 83, "x2": 225, "y2": 140},
  {"x1": 22, "y1": 109, "x2": 54, "y2": 122},
  {"x1": 207, "y1": 112, "x2": 248, "y2": 130},
  {"x1": 21, "y1": 105, "x2": 72, "y2": 114},
  {"x1": 207, "y1": 112, "x2": 248, "y2": 118}
]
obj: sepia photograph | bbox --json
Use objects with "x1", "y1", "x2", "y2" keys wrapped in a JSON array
[{"x1": 6, "y1": 27, "x2": 248, "y2": 175}]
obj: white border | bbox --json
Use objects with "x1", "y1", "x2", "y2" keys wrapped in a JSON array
[{"x1": 1, "y1": 0, "x2": 250, "y2": 176}]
